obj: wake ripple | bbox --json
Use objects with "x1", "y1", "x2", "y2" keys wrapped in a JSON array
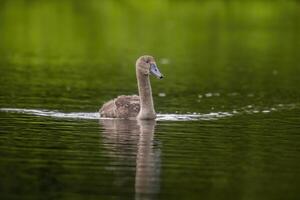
[
  {"x1": 0, "y1": 103, "x2": 297, "y2": 121},
  {"x1": 0, "y1": 108, "x2": 231, "y2": 121}
]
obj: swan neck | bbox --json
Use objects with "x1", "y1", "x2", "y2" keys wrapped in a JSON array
[{"x1": 136, "y1": 69, "x2": 155, "y2": 119}]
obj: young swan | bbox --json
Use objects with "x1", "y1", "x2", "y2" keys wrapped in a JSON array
[{"x1": 99, "y1": 55, "x2": 163, "y2": 120}]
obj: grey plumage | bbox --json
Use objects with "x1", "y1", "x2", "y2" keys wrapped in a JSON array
[
  {"x1": 99, "y1": 95, "x2": 140, "y2": 118},
  {"x1": 99, "y1": 55, "x2": 163, "y2": 119}
]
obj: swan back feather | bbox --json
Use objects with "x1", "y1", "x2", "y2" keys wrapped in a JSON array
[{"x1": 100, "y1": 95, "x2": 140, "y2": 118}]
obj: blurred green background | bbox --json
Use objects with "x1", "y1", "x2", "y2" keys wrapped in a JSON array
[{"x1": 0, "y1": 0, "x2": 299, "y2": 113}]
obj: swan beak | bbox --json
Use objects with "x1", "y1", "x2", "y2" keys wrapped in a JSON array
[{"x1": 150, "y1": 63, "x2": 163, "y2": 79}]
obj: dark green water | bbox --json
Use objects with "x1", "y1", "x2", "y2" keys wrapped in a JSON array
[{"x1": 0, "y1": 1, "x2": 300, "y2": 199}]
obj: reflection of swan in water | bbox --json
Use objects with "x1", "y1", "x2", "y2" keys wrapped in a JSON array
[{"x1": 99, "y1": 119, "x2": 160, "y2": 199}]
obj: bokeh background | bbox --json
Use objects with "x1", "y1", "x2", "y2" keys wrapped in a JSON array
[{"x1": 1, "y1": 0, "x2": 299, "y2": 113}]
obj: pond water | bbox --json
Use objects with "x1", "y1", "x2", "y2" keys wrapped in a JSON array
[{"x1": 0, "y1": 1, "x2": 300, "y2": 199}]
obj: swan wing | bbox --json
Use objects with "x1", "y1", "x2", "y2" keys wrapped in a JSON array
[
  {"x1": 100, "y1": 95, "x2": 140, "y2": 118},
  {"x1": 115, "y1": 95, "x2": 140, "y2": 118},
  {"x1": 99, "y1": 99, "x2": 116, "y2": 118}
]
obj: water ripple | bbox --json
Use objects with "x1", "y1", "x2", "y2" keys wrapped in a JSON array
[
  {"x1": 0, "y1": 103, "x2": 298, "y2": 121},
  {"x1": 0, "y1": 108, "x2": 231, "y2": 121}
]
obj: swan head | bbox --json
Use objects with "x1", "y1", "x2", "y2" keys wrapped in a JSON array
[{"x1": 136, "y1": 55, "x2": 164, "y2": 79}]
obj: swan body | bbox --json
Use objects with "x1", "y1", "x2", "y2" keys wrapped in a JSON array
[
  {"x1": 100, "y1": 95, "x2": 140, "y2": 118},
  {"x1": 99, "y1": 55, "x2": 163, "y2": 120}
]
